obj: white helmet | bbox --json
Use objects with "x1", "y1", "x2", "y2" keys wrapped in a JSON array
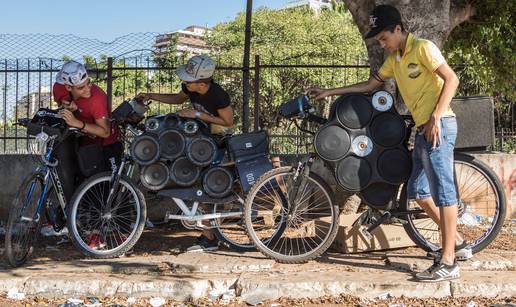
[{"x1": 56, "y1": 60, "x2": 89, "y2": 86}]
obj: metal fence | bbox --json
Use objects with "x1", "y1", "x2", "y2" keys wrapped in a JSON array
[{"x1": 0, "y1": 54, "x2": 514, "y2": 154}]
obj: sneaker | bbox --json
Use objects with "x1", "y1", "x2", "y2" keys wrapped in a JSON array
[
  {"x1": 186, "y1": 235, "x2": 219, "y2": 252},
  {"x1": 416, "y1": 261, "x2": 460, "y2": 282},
  {"x1": 40, "y1": 224, "x2": 68, "y2": 237},
  {"x1": 427, "y1": 241, "x2": 473, "y2": 261},
  {"x1": 87, "y1": 233, "x2": 106, "y2": 250}
]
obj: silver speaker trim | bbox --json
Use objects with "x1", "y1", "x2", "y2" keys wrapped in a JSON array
[{"x1": 372, "y1": 91, "x2": 393, "y2": 112}]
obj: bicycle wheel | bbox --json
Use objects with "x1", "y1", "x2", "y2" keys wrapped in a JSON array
[
  {"x1": 403, "y1": 152, "x2": 507, "y2": 253},
  {"x1": 5, "y1": 172, "x2": 46, "y2": 267},
  {"x1": 244, "y1": 166, "x2": 339, "y2": 263},
  {"x1": 67, "y1": 171, "x2": 146, "y2": 258},
  {"x1": 211, "y1": 198, "x2": 255, "y2": 252}
]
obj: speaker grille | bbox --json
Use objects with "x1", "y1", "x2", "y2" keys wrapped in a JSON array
[
  {"x1": 130, "y1": 134, "x2": 160, "y2": 165},
  {"x1": 336, "y1": 94, "x2": 373, "y2": 129},
  {"x1": 187, "y1": 136, "x2": 217, "y2": 166},
  {"x1": 169, "y1": 156, "x2": 200, "y2": 187},
  {"x1": 140, "y1": 162, "x2": 169, "y2": 191},
  {"x1": 336, "y1": 156, "x2": 372, "y2": 191},
  {"x1": 314, "y1": 125, "x2": 350, "y2": 161},
  {"x1": 203, "y1": 167, "x2": 234, "y2": 198},
  {"x1": 159, "y1": 129, "x2": 185, "y2": 160},
  {"x1": 361, "y1": 182, "x2": 398, "y2": 208},
  {"x1": 370, "y1": 113, "x2": 406, "y2": 147},
  {"x1": 377, "y1": 148, "x2": 411, "y2": 184}
]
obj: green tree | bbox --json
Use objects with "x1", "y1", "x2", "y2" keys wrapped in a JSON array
[{"x1": 207, "y1": 7, "x2": 368, "y2": 133}]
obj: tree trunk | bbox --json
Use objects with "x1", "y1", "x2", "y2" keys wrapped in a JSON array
[{"x1": 342, "y1": 0, "x2": 475, "y2": 113}]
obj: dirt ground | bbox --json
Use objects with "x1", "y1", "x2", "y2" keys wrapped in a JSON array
[{"x1": 0, "y1": 293, "x2": 515, "y2": 307}]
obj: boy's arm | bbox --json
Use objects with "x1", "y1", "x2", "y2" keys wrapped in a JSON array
[
  {"x1": 308, "y1": 75, "x2": 384, "y2": 100},
  {"x1": 423, "y1": 62, "x2": 460, "y2": 147},
  {"x1": 137, "y1": 92, "x2": 189, "y2": 105}
]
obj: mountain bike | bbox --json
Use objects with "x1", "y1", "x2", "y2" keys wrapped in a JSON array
[{"x1": 243, "y1": 93, "x2": 507, "y2": 263}]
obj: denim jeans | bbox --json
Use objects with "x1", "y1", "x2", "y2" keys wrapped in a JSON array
[{"x1": 407, "y1": 117, "x2": 458, "y2": 207}]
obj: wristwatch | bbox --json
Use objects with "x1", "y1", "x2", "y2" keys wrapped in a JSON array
[{"x1": 194, "y1": 111, "x2": 201, "y2": 119}]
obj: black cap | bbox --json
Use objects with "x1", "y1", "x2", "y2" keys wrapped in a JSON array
[{"x1": 365, "y1": 5, "x2": 402, "y2": 39}]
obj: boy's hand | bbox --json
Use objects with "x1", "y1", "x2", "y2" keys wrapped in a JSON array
[
  {"x1": 59, "y1": 109, "x2": 83, "y2": 128},
  {"x1": 422, "y1": 114, "x2": 442, "y2": 149},
  {"x1": 136, "y1": 93, "x2": 151, "y2": 102},
  {"x1": 177, "y1": 109, "x2": 197, "y2": 119},
  {"x1": 307, "y1": 87, "x2": 330, "y2": 100}
]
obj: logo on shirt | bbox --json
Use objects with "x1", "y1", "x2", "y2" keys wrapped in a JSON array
[{"x1": 407, "y1": 63, "x2": 422, "y2": 79}]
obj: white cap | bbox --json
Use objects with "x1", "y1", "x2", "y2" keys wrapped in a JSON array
[
  {"x1": 57, "y1": 60, "x2": 88, "y2": 86},
  {"x1": 176, "y1": 54, "x2": 216, "y2": 82}
]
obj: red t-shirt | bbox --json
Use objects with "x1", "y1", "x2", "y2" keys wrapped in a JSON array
[{"x1": 52, "y1": 83, "x2": 119, "y2": 145}]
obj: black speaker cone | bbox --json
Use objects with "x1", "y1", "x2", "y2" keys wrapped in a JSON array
[
  {"x1": 361, "y1": 182, "x2": 398, "y2": 208},
  {"x1": 186, "y1": 136, "x2": 217, "y2": 167},
  {"x1": 140, "y1": 162, "x2": 169, "y2": 191},
  {"x1": 314, "y1": 124, "x2": 351, "y2": 161},
  {"x1": 336, "y1": 156, "x2": 372, "y2": 191},
  {"x1": 377, "y1": 148, "x2": 411, "y2": 184},
  {"x1": 203, "y1": 167, "x2": 234, "y2": 198},
  {"x1": 130, "y1": 134, "x2": 160, "y2": 165},
  {"x1": 164, "y1": 114, "x2": 182, "y2": 128},
  {"x1": 159, "y1": 129, "x2": 185, "y2": 160},
  {"x1": 169, "y1": 156, "x2": 200, "y2": 187},
  {"x1": 370, "y1": 113, "x2": 406, "y2": 147},
  {"x1": 335, "y1": 94, "x2": 373, "y2": 129}
]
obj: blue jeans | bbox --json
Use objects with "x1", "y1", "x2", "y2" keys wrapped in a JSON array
[{"x1": 407, "y1": 117, "x2": 458, "y2": 207}]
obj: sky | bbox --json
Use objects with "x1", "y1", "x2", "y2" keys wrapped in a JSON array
[{"x1": 0, "y1": 0, "x2": 289, "y2": 41}]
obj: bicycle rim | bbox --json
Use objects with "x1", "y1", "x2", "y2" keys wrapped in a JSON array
[{"x1": 69, "y1": 175, "x2": 142, "y2": 256}]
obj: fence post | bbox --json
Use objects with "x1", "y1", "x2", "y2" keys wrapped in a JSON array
[
  {"x1": 253, "y1": 54, "x2": 260, "y2": 131},
  {"x1": 107, "y1": 57, "x2": 113, "y2": 111},
  {"x1": 242, "y1": 0, "x2": 253, "y2": 133}
]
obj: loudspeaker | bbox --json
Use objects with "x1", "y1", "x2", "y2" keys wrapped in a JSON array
[
  {"x1": 169, "y1": 156, "x2": 200, "y2": 187},
  {"x1": 314, "y1": 125, "x2": 350, "y2": 161},
  {"x1": 202, "y1": 167, "x2": 234, "y2": 198},
  {"x1": 451, "y1": 96, "x2": 494, "y2": 150},
  {"x1": 159, "y1": 129, "x2": 185, "y2": 160},
  {"x1": 186, "y1": 136, "x2": 217, "y2": 167},
  {"x1": 140, "y1": 162, "x2": 169, "y2": 191},
  {"x1": 130, "y1": 133, "x2": 160, "y2": 165}
]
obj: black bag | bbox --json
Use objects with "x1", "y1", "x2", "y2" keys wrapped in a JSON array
[
  {"x1": 77, "y1": 143, "x2": 105, "y2": 177},
  {"x1": 227, "y1": 131, "x2": 269, "y2": 162},
  {"x1": 235, "y1": 155, "x2": 273, "y2": 192}
]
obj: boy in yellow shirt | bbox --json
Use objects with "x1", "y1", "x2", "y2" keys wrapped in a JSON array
[{"x1": 309, "y1": 4, "x2": 470, "y2": 282}]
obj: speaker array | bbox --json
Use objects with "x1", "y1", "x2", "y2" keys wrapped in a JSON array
[
  {"x1": 130, "y1": 114, "x2": 234, "y2": 195},
  {"x1": 314, "y1": 91, "x2": 411, "y2": 209}
]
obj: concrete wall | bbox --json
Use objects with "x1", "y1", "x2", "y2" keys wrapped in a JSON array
[{"x1": 0, "y1": 152, "x2": 514, "y2": 223}]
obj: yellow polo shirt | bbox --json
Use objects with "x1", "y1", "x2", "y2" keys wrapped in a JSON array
[{"x1": 378, "y1": 33, "x2": 455, "y2": 127}]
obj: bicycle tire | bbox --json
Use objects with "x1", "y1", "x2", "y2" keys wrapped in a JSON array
[
  {"x1": 67, "y1": 171, "x2": 147, "y2": 258},
  {"x1": 402, "y1": 152, "x2": 507, "y2": 253},
  {"x1": 5, "y1": 172, "x2": 46, "y2": 267},
  {"x1": 244, "y1": 166, "x2": 339, "y2": 263}
]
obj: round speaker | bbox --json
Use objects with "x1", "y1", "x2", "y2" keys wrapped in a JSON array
[
  {"x1": 336, "y1": 156, "x2": 372, "y2": 191},
  {"x1": 159, "y1": 129, "x2": 185, "y2": 160},
  {"x1": 164, "y1": 114, "x2": 182, "y2": 128},
  {"x1": 372, "y1": 90, "x2": 394, "y2": 112},
  {"x1": 335, "y1": 94, "x2": 373, "y2": 129},
  {"x1": 361, "y1": 182, "x2": 398, "y2": 208},
  {"x1": 377, "y1": 148, "x2": 411, "y2": 184},
  {"x1": 130, "y1": 134, "x2": 160, "y2": 165},
  {"x1": 186, "y1": 136, "x2": 217, "y2": 167},
  {"x1": 351, "y1": 135, "x2": 374, "y2": 157},
  {"x1": 314, "y1": 124, "x2": 351, "y2": 161},
  {"x1": 145, "y1": 117, "x2": 161, "y2": 132},
  {"x1": 140, "y1": 162, "x2": 169, "y2": 191},
  {"x1": 370, "y1": 113, "x2": 406, "y2": 147},
  {"x1": 183, "y1": 120, "x2": 199, "y2": 135},
  {"x1": 169, "y1": 156, "x2": 200, "y2": 187},
  {"x1": 202, "y1": 167, "x2": 234, "y2": 198}
]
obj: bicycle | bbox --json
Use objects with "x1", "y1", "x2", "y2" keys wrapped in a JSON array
[
  {"x1": 4, "y1": 110, "x2": 81, "y2": 267},
  {"x1": 243, "y1": 92, "x2": 507, "y2": 263},
  {"x1": 66, "y1": 98, "x2": 279, "y2": 257}
]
